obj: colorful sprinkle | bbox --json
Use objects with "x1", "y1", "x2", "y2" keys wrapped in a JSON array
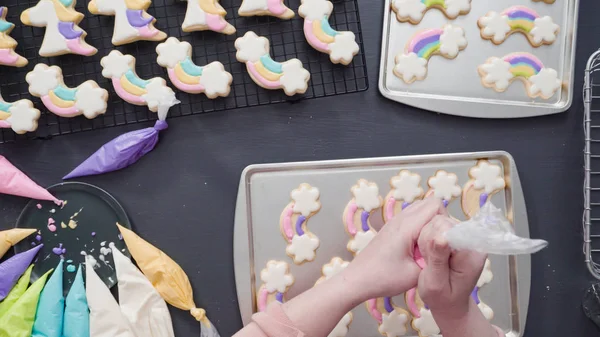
[
  {"x1": 91, "y1": 232, "x2": 96, "y2": 237},
  {"x1": 52, "y1": 244, "x2": 65, "y2": 255},
  {"x1": 61, "y1": 222, "x2": 67, "y2": 229},
  {"x1": 35, "y1": 235, "x2": 42, "y2": 241},
  {"x1": 48, "y1": 225, "x2": 57, "y2": 232},
  {"x1": 36, "y1": 204, "x2": 42, "y2": 209},
  {"x1": 66, "y1": 264, "x2": 76, "y2": 273}
]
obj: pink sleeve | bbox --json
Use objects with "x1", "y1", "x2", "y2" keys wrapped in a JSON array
[{"x1": 232, "y1": 303, "x2": 304, "y2": 337}]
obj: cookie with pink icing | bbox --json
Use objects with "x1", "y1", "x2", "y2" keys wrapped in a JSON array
[
  {"x1": 0, "y1": 92, "x2": 40, "y2": 134},
  {"x1": 315, "y1": 258, "x2": 353, "y2": 337},
  {"x1": 0, "y1": 7, "x2": 27, "y2": 67},
  {"x1": 256, "y1": 260, "x2": 294, "y2": 312},
  {"x1": 461, "y1": 160, "x2": 506, "y2": 218},
  {"x1": 391, "y1": 0, "x2": 471, "y2": 25},
  {"x1": 365, "y1": 296, "x2": 410, "y2": 337},
  {"x1": 21, "y1": 0, "x2": 97, "y2": 57},
  {"x1": 280, "y1": 183, "x2": 321, "y2": 264},
  {"x1": 344, "y1": 179, "x2": 383, "y2": 256},
  {"x1": 238, "y1": 0, "x2": 294, "y2": 19},
  {"x1": 383, "y1": 170, "x2": 424, "y2": 223},
  {"x1": 182, "y1": 0, "x2": 235, "y2": 34}
]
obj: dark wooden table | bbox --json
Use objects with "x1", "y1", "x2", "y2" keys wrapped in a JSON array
[{"x1": 1, "y1": 1, "x2": 599, "y2": 336}]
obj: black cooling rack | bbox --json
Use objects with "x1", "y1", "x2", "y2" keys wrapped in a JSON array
[{"x1": 0, "y1": 0, "x2": 368, "y2": 143}]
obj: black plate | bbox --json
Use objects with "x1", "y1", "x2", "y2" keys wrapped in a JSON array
[{"x1": 14, "y1": 182, "x2": 131, "y2": 295}]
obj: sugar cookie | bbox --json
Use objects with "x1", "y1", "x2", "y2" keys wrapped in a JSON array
[
  {"x1": 406, "y1": 290, "x2": 439, "y2": 337},
  {"x1": 0, "y1": 92, "x2": 40, "y2": 134},
  {"x1": 394, "y1": 25, "x2": 467, "y2": 84},
  {"x1": 478, "y1": 6, "x2": 559, "y2": 47},
  {"x1": 101, "y1": 50, "x2": 176, "y2": 112},
  {"x1": 156, "y1": 37, "x2": 232, "y2": 98},
  {"x1": 478, "y1": 52, "x2": 561, "y2": 99},
  {"x1": 473, "y1": 259, "x2": 494, "y2": 321},
  {"x1": 425, "y1": 170, "x2": 461, "y2": 208},
  {"x1": 182, "y1": 0, "x2": 235, "y2": 34},
  {"x1": 344, "y1": 179, "x2": 382, "y2": 255},
  {"x1": 461, "y1": 160, "x2": 506, "y2": 218},
  {"x1": 0, "y1": 7, "x2": 27, "y2": 67},
  {"x1": 235, "y1": 31, "x2": 311, "y2": 96},
  {"x1": 391, "y1": 0, "x2": 471, "y2": 25},
  {"x1": 383, "y1": 170, "x2": 424, "y2": 223},
  {"x1": 298, "y1": 0, "x2": 360, "y2": 65},
  {"x1": 238, "y1": 0, "x2": 294, "y2": 19},
  {"x1": 365, "y1": 297, "x2": 410, "y2": 337},
  {"x1": 26, "y1": 64, "x2": 108, "y2": 119},
  {"x1": 21, "y1": 0, "x2": 97, "y2": 57},
  {"x1": 280, "y1": 183, "x2": 321, "y2": 264},
  {"x1": 315, "y1": 258, "x2": 353, "y2": 337},
  {"x1": 88, "y1": 0, "x2": 167, "y2": 46},
  {"x1": 257, "y1": 260, "x2": 294, "y2": 312}
]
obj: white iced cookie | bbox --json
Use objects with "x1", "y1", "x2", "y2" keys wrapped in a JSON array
[
  {"x1": 239, "y1": 0, "x2": 294, "y2": 19},
  {"x1": 182, "y1": 0, "x2": 235, "y2": 34},
  {"x1": 344, "y1": 179, "x2": 382, "y2": 255},
  {"x1": 235, "y1": 31, "x2": 311, "y2": 96},
  {"x1": 406, "y1": 290, "x2": 440, "y2": 337},
  {"x1": 21, "y1": 0, "x2": 97, "y2": 57},
  {"x1": 477, "y1": 259, "x2": 493, "y2": 288},
  {"x1": 257, "y1": 260, "x2": 294, "y2": 312},
  {"x1": 383, "y1": 170, "x2": 423, "y2": 223},
  {"x1": 156, "y1": 37, "x2": 232, "y2": 98},
  {"x1": 391, "y1": 0, "x2": 471, "y2": 24},
  {"x1": 425, "y1": 170, "x2": 461, "y2": 208},
  {"x1": 478, "y1": 52, "x2": 561, "y2": 99},
  {"x1": 462, "y1": 160, "x2": 506, "y2": 218},
  {"x1": 0, "y1": 92, "x2": 40, "y2": 134},
  {"x1": 26, "y1": 64, "x2": 108, "y2": 119},
  {"x1": 394, "y1": 25, "x2": 467, "y2": 84},
  {"x1": 88, "y1": 0, "x2": 167, "y2": 45},
  {"x1": 314, "y1": 258, "x2": 353, "y2": 337},
  {"x1": 0, "y1": 7, "x2": 28, "y2": 67},
  {"x1": 298, "y1": 0, "x2": 360, "y2": 65},
  {"x1": 365, "y1": 296, "x2": 409, "y2": 337}
]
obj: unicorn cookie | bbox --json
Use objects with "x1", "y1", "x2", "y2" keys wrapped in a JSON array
[
  {"x1": 101, "y1": 50, "x2": 177, "y2": 113},
  {"x1": 257, "y1": 260, "x2": 294, "y2": 312},
  {"x1": 26, "y1": 64, "x2": 108, "y2": 119},
  {"x1": 478, "y1": 6, "x2": 559, "y2": 47},
  {"x1": 344, "y1": 179, "x2": 383, "y2": 255},
  {"x1": 238, "y1": 0, "x2": 294, "y2": 19},
  {"x1": 366, "y1": 297, "x2": 409, "y2": 337},
  {"x1": 383, "y1": 170, "x2": 424, "y2": 223},
  {"x1": 235, "y1": 31, "x2": 310, "y2": 96},
  {"x1": 298, "y1": 0, "x2": 360, "y2": 65},
  {"x1": 280, "y1": 183, "x2": 321, "y2": 264},
  {"x1": 0, "y1": 92, "x2": 40, "y2": 134},
  {"x1": 391, "y1": 0, "x2": 471, "y2": 24},
  {"x1": 394, "y1": 25, "x2": 467, "y2": 84},
  {"x1": 156, "y1": 37, "x2": 232, "y2": 98},
  {"x1": 425, "y1": 170, "x2": 461, "y2": 209},
  {"x1": 88, "y1": 0, "x2": 167, "y2": 45},
  {"x1": 0, "y1": 7, "x2": 27, "y2": 67},
  {"x1": 461, "y1": 160, "x2": 506, "y2": 218},
  {"x1": 315, "y1": 258, "x2": 352, "y2": 337},
  {"x1": 478, "y1": 52, "x2": 561, "y2": 99},
  {"x1": 182, "y1": 0, "x2": 235, "y2": 34},
  {"x1": 21, "y1": 0, "x2": 97, "y2": 57}
]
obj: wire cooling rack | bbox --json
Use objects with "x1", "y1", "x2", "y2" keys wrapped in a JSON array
[{"x1": 0, "y1": 0, "x2": 367, "y2": 143}]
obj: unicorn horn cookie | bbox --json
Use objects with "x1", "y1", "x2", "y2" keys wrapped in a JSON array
[
  {"x1": 365, "y1": 297, "x2": 409, "y2": 337},
  {"x1": 478, "y1": 52, "x2": 561, "y2": 99},
  {"x1": 238, "y1": 0, "x2": 294, "y2": 19},
  {"x1": 344, "y1": 179, "x2": 382, "y2": 255},
  {"x1": 21, "y1": 0, "x2": 97, "y2": 57},
  {"x1": 257, "y1": 260, "x2": 294, "y2": 312},
  {"x1": 461, "y1": 160, "x2": 506, "y2": 218},
  {"x1": 156, "y1": 37, "x2": 232, "y2": 98},
  {"x1": 383, "y1": 170, "x2": 424, "y2": 223},
  {"x1": 0, "y1": 92, "x2": 40, "y2": 134},
  {"x1": 391, "y1": 0, "x2": 471, "y2": 24},
  {"x1": 88, "y1": 0, "x2": 167, "y2": 45},
  {"x1": 235, "y1": 31, "x2": 311, "y2": 96},
  {"x1": 314, "y1": 258, "x2": 353, "y2": 337},
  {"x1": 298, "y1": 0, "x2": 360, "y2": 65},
  {"x1": 478, "y1": 6, "x2": 559, "y2": 47},
  {"x1": 26, "y1": 64, "x2": 108, "y2": 119},
  {"x1": 280, "y1": 183, "x2": 321, "y2": 264},
  {"x1": 182, "y1": 0, "x2": 235, "y2": 34},
  {"x1": 394, "y1": 24, "x2": 467, "y2": 84},
  {"x1": 0, "y1": 7, "x2": 27, "y2": 67}
]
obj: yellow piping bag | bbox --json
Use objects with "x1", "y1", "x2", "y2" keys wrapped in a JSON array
[{"x1": 0, "y1": 228, "x2": 37, "y2": 259}]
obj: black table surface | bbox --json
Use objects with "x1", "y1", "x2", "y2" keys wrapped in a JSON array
[{"x1": 1, "y1": 1, "x2": 599, "y2": 336}]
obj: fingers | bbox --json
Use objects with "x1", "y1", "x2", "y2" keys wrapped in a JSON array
[
  {"x1": 400, "y1": 198, "x2": 447, "y2": 240},
  {"x1": 418, "y1": 215, "x2": 457, "y2": 255},
  {"x1": 419, "y1": 233, "x2": 452, "y2": 294},
  {"x1": 450, "y1": 249, "x2": 488, "y2": 277}
]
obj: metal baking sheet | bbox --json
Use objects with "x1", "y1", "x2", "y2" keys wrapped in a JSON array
[
  {"x1": 378, "y1": 0, "x2": 579, "y2": 118},
  {"x1": 234, "y1": 151, "x2": 530, "y2": 336}
]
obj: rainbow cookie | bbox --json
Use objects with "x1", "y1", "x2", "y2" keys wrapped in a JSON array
[
  {"x1": 182, "y1": 0, "x2": 235, "y2": 34},
  {"x1": 425, "y1": 170, "x2": 461, "y2": 209},
  {"x1": 391, "y1": 0, "x2": 471, "y2": 24},
  {"x1": 478, "y1": 52, "x2": 561, "y2": 99},
  {"x1": 101, "y1": 50, "x2": 177, "y2": 113},
  {"x1": 0, "y1": 92, "x2": 40, "y2": 134},
  {"x1": 474, "y1": 259, "x2": 494, "y2": 321},
  {"x1": 257, "y1": 260, "x2": 294, "y2": 312},
  {"x1": 238, "y1": 0, "x2": 294, "y2": 19},
  {"x1": 461, "y1": 160, "x2": 506, "y2": 218},
  {"x1": 235, "y1": 31, "x2": 311, "y2": 96},
  {"x1": 0, "y1": 7, "x2": 27, "y2": 67},
  {"x1": 383, "y1": 170, "x2": 424, "y2": 223},
  {"x1": 365, "y1": 297, "x2": 409, "y2": 337},
  {"x1": 26, "y1": 64, "x2": 108, "y2": 119},
  {"x1": 156, "y1": 37, "x2": 232, "y2": 98},
  {"x1": 344, "y1": 179, "x2": 382, "y2": 255},
  {"x1": 21, "y1": 0, "x2": 97, "y2": 57},
  {"x1": 315, "y1": 258, "x2": 353, "y2": 337},
  {"x1": 298, "y1": 0, "x2": 360, "y2": 65},
  {"x1": 280, "y1": 183, "x2": 321, "y2": 264},
  {"x1": 394, "y1": 25, "x2": 467, "y2": 84},
  {"x1": 88, "y1": 0, "x2": 167, "y2": 46},
  {"x1": 478, "y1": 6, "x2": 559, "y2": 47}
]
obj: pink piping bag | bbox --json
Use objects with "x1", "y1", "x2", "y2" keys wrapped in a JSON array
[{"x1": 0, "y1": 156, "x2": 60, "y2": 203}]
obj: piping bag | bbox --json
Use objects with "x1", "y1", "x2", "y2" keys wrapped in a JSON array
[
  {"x1": 63, "y1": 93, "x2": 179, "y2": 180},
  {"x1": 445, "y1": 202, "x2": 548, "y2": 255},
  {"x1": 0, "y1": 155, "x2": 60, "y2": 203},
  {"x1": 0, "y1": 228, "x2": 37, "y2": 259},
  {"x1": 0, "y1": 244, "x2": 43, "y2": 301}
]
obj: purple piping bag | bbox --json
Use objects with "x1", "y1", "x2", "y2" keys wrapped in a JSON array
[{"x1": 0, "y1": 244, "x2": 43, "y2": 300}]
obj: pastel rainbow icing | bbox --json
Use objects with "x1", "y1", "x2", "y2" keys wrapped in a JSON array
[
  {"x1": 169, "y1": 58, "x2": 206, "y2": 93},
  {"x1": 281, "y1": 204, "x2": 309, "y2": 242},
  {"x1": 0, "y1": 7, "x2": 26, "y2": 67},
  {"x1": 43, "y1": 84, "x2": 80, "y2": 116},
  {"x1": 247, "y1": 54, "x2": 284, "y2": 89},
  {"x1": 503, "y1": 52, "x2": 543, "y2": 79},
  {"x1": 0, "y1": 101, "x2": 11, "y2": 129},
  {"x1": 503, "y1": 6, "x2": 538, "y2": 32},
  {"x1": 125, "y1": 8, "x2": 159, "y2": 38},
  {"x1": 115, "y1": 69, "x2": 150, "y2": 105},
  {"x1": 257, "y1": 287, "x2": 285, "y2": 312},
  {"x1": 421, "y1": 0, "x2": 446, "y2": 7},
  {"x1": 303, "y1": 15, "x2": 339, "y2": 52},
  {"x1": 407, "y1": 28, "x2": 443, "y2": 59}
]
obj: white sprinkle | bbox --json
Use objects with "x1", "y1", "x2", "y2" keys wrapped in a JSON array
[
  {"x1": 80, "y1": 251, "x2": 87, "y2": 256},
  {"x1": 100, "y1": 241, "x2": 106, "y2": 247}
]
